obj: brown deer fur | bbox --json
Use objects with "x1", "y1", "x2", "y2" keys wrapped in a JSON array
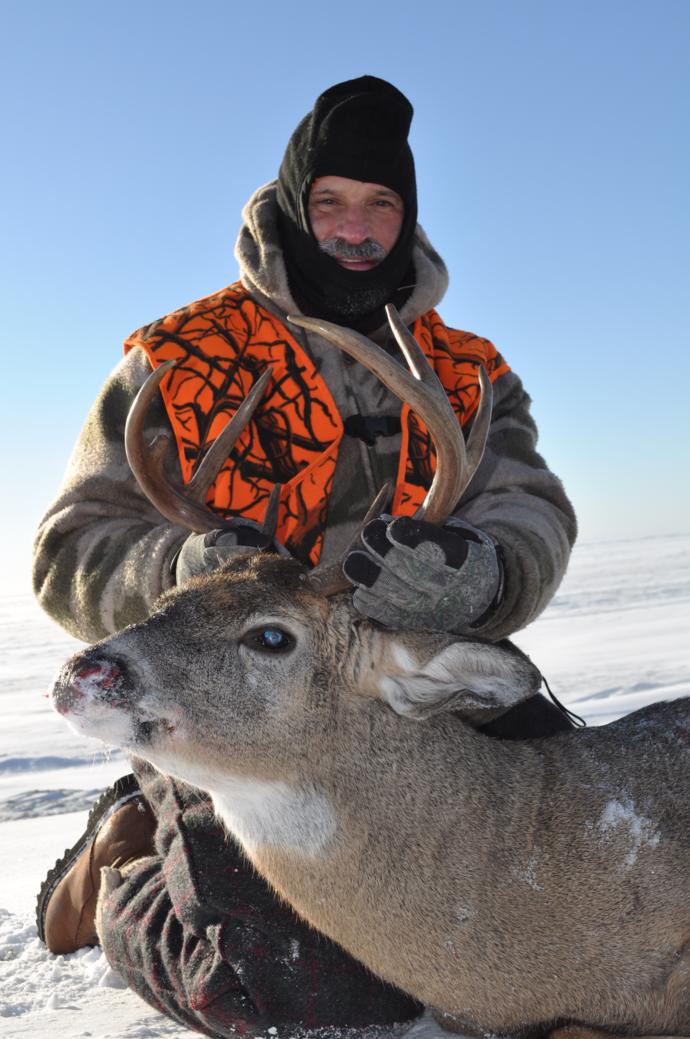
[{"x1": 50, "y1": 555, "x2": 690, "y2": 1037}]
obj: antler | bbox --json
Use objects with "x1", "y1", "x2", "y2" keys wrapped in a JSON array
[
  {"x1": 288, "y1": 305, "x2": 493, "y2": 596},
  {"x1": 125, "y1": 359, "x2": 277, "y2": 533},
  {"x1": 124, "y1": 309, "x2": 492, "y2": 595}
]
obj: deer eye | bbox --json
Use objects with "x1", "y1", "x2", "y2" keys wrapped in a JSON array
[{"x1": 242, "y1": 626, "x2": 295, "y2": 654}]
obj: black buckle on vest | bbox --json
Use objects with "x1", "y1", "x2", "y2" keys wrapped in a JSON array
[{"x1": 343, "y1": 415, "x2": 402, "y2": 446}]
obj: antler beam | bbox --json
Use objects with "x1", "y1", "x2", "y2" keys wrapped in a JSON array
[
  {"x1": 124, "y1": 308, "x2": 492, "y2": 596},
  {"x1": 288, "y1": 305, "x2": 493, "y2": 596},
  {"x1": 124, "y1": 359, "x2": 274, "y2": 533}
]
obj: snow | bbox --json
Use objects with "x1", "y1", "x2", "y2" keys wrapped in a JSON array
[
  {"x1": 514, "y1": 533, "x2": 690, "y2": 723},
  {"x1": 595, "y1": 797, "x2": 661, "y2": 869},
  {"x1": 1, "y1": 533, "x2": 689, "y2": 1036}
]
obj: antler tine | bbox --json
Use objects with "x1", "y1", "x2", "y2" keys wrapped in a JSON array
[
  {"x1": 461, "y1": 365, "x2": 493, "y2": 498},
  {"x1": 125, "y1": 359, "x2": 274, "y2": 533},
  {"x1": 288, "y1": 309, "x2": 470, "y2": 526},
  {"x1": 384, "y1": 304, "x2": 438, "y2": 386},
  {"x1": 187, "y1": 367, "x2": 274, "y2": 500},
  {"x1": 260, "y1": 482, "x2": 283, "y2": 542},
  {"x1": 306, "y1": 482, "x2": 393, "y2": 597},
  {"x1": 385, "y1": 305, "x2": 493, "y2": 485}
]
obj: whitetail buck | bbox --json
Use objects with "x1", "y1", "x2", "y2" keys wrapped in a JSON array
[{"x1": 50, "y1": 308, "x2": 690, "y2": 1038}]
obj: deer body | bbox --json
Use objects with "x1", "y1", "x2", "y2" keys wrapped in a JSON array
[
  {"x1": 215, "y1": 702, "x2": 690, "y2": 1034},
  {"x1": 50, "y1": 557, "x2": 690, "y2": 1036}
]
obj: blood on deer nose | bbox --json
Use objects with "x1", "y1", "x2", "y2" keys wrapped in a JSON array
[
  {"x1": 50, "y1": 657, "x2": 124, "y2": 715},
  {"x1": 74, "y1": 661, "x2": 122, "y2": 693}
]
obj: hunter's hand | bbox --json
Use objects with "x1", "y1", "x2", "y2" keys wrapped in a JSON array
[
  {"x1": 342, "y1": 516, "x2": 503, "y2": 634},
  {"x1": 175, "y1": 521, "x2": 288, "y2": 586}
]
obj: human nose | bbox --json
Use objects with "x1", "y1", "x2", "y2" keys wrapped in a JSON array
[{"x1": 336, "y1": 206, "x2": 371, "y2": 244}]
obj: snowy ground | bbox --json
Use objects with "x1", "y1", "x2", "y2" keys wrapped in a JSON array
[{"x1": 1, "y1": 533, "x2": 689, "y2": 1036}]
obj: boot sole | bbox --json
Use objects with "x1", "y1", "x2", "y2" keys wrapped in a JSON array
[{"x1": 35, "y1": 773, "x2": 143, "y2": 943}]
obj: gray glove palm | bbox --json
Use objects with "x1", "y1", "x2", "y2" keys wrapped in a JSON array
[
  {"x1": 342, "y1": 516, "x2": 503, "y2": 634},
  {"x1": 175, "y1": 521, "x2": 287, "y2": 586}
]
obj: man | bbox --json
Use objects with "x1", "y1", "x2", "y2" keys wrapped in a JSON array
[{"x1": 33, "y1": 77, "x2": 576, "y2": 1037}]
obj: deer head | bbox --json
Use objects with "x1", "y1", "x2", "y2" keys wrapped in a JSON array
[{"x1": 50, "y1": 551, "x2": 541, "y2": 823}]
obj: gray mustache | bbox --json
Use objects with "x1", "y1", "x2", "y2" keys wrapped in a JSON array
[{"x1": 319, "y1": 238, "x2": 388, "y2": 262}]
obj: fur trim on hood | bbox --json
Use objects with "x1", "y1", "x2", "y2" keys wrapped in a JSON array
[{"x1": 235, "y1": 181, "x2": 449, "y2": 327}]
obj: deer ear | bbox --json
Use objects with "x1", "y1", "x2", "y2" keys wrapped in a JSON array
[{"x1": 379, "y1": 639, "x2": 542, "y2": 722}]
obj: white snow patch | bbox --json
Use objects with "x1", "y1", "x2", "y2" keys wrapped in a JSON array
[
  {"x1": 455, "y1": 905, "x2": 473, "y2": 925},
  {"x1": 516, "y1": 854, "x2": 544, "y2": 892},
  {"x1": 399, "y1": 1009, "x2": 468, "y2": 1039},
  {"x1": 597, "y1": 797, "x2": 660, "y2": 868},
  {"x1": 515, "y1": 533, "x2": 690, "y2": 724}
]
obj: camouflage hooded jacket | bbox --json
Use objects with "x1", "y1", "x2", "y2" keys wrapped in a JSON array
[{"x1": 33, "y1": 182, "x2": 576, "y2": 644}]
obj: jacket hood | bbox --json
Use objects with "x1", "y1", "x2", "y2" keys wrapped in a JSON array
[{"x1": 235, "y1": 181, "x2": 449, "y2": 331}]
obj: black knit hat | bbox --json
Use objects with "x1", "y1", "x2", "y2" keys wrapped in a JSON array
[{"x1": 276, "y1": 76, "x2": 418, "y2": 330}]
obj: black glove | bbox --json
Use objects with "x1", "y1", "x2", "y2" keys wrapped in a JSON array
[
  {"x1": 175, "y1": 521, "x2": 288, "y2": 586},
  {"x1": 342, "y1": 515, "x2": 503, "y2": 634}
]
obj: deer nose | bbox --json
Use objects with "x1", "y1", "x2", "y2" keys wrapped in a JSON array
[
  {"x1": 50, "y1": 655, "x2": 124, "y2": 715},
  {"x1": 73, "y1": 659, "x2": 123, "y2": 694}
]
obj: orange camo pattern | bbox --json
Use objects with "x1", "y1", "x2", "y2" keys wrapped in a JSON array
[{"x1": 125, "y1": 283, "x2": 509, "y2": 564}]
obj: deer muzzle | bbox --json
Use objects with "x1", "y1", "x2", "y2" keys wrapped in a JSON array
[
  {"x1": 51, "y1": 656, "x2": 125, "y2": 715},
  {"x1": 49, "y1": 650, "x2": 176, "y2": 748}
]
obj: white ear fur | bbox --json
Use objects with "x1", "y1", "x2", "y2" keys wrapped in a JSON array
[{"x1": 378, "y1": 640, "x2": 542, "y2": 721}]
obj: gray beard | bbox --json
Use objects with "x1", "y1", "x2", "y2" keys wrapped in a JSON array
[{"x1": 319, "y1": 237, "x2": 388, "y2": 263}]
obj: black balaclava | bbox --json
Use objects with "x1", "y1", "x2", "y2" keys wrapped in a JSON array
[{"x1": 276, "y1": 76, "x2": 418, "y2": 332}]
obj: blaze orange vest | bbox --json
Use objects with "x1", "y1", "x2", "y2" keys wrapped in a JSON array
[{"x1": 125, "y1": 282, "x2": 509, "y2": 564}]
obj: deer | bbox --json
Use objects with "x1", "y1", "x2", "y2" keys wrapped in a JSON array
[{"x1": 49, "y1": 306, "x2": 690, "y2": 1039}]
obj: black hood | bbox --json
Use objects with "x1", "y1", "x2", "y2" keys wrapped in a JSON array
[{"x1": 276, "y1": 76, "x2": 418, "y2": 332}]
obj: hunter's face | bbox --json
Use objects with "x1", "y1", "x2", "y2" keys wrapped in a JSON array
[{"x1": 308, "y1": 175, "x2": 404, "y2": 272}]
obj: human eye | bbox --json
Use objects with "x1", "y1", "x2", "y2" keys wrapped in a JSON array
[{"x1": 372, "y1": 196, "x2": 401, "y2": 212}]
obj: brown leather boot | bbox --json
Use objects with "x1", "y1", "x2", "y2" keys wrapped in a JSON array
[{"x1": 36, "y1": 774, "x2": 157, "y2": 955}]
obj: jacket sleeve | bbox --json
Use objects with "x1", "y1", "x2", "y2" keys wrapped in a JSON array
[
  {"x1": 32, "y1": 349, "x2": 189, "y2": 642},
  {"x1": 454, "y1": 368, "x2": 577, "y2": 641}
]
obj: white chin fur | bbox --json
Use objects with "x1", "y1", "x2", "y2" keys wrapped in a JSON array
[
  {"x1": 60, "y1": 704, "x2": 136, "y2": 748},
  {"x1": 140, "y1": 750, "x2": 338, "y2": 859},
  {"x1": 211, "y1": 777, "x2": 337, "y2": 857}
]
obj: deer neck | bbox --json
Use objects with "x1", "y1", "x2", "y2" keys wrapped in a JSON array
[{"x1": 211, "y1": 698, "x2": 545, "y2": 940}]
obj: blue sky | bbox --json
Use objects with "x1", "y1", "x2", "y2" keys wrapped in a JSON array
[{"x1": 2, "y1": 0, "x2": 689, "y2": 592}]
